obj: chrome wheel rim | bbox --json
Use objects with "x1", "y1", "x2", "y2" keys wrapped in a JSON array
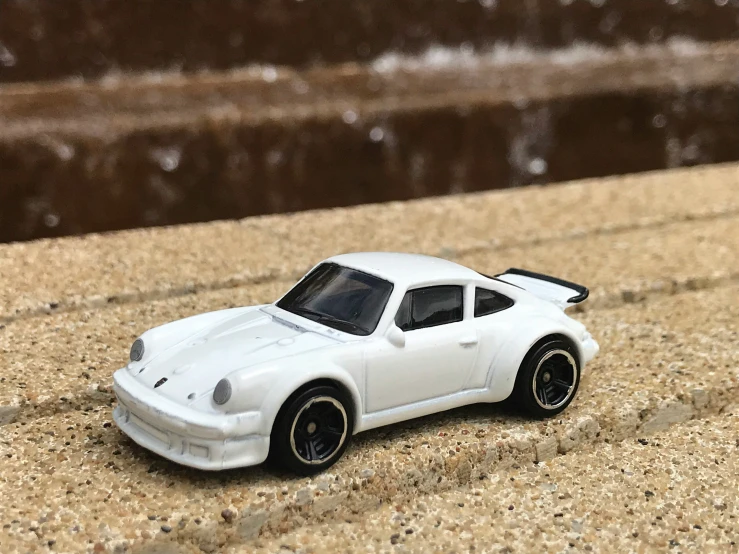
[
  {"x1": 532, "y1": 349, "x2": 578, "y2": 410},
  {"x1": 289, "y1": 396, "x2": 348, "y2": 465}
]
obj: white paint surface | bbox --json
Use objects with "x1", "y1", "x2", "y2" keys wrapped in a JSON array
[{"x1": 113, "y1": 252, "x2": 599, "y2": 470}]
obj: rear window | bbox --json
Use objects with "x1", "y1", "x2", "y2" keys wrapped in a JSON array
[{"x1": 474, "y1": 288, "x2": 514, "y2": 317}]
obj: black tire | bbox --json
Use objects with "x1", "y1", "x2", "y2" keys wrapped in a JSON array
[
  {"x1": 511, "y1": 337, "x2": 581, "y2": 418},
  {"x1": 269, "y1": 385, "x2": 354, "y2": 475}
]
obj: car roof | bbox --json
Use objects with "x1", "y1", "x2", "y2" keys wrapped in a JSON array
[{"x1": 325, "y1": 252, "x2": 483, "y2": 288}]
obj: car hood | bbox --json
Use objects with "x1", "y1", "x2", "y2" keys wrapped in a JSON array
[{"x1": 134, "y1": 308, "x2": 337, "y2": 405}]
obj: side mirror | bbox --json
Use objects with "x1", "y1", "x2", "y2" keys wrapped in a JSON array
[{"x1": 387, "y1": 324, "x2": 406, "y2": 348}]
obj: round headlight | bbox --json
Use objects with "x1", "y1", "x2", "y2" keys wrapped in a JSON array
[
  {"x1": 213, "y1": 379, "x2": 232, "y2": 405},
  {"x1": 130, "y1": 338, "x2": 145, "y2": 362}
]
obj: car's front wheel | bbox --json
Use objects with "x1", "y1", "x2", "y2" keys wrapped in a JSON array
[
  {"x1": 269, "y1": 385, "x2": 353, "y2": 475},
  {"x1": 511, "y1": 337, "x2": 580, "y2": 418}
]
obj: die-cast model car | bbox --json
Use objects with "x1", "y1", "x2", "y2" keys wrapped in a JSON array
[{"x1": 113, "y1": 252, "x2": 599, "y2": 474}]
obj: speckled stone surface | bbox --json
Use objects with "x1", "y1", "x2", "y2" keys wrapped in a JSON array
[
  {"x1": 246, "y1": 412, "x2": 739, "y2": 554},
  {"x1": 0, "y1": 165, "x2": 738, "y2": 553}
]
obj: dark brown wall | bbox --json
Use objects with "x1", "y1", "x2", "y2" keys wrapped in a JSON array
[
  {"x1": 1, "y1": 0, "x2": 738, "y2": 83},
  {"x1": 3, "y1": 85, "x2": 739, "y2": 243},
  {"x1": 2, "y1": 0, "x2": 739, "y2": 243}
]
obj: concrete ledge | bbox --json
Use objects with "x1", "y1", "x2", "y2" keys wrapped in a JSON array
[
  {"x1": 247, "y1": 412, "x2": 739, "y2": 553},
  {"x1": 0, "y1": 286, "x2": 737, "y2": 552},
  {"x1": 1, "y1": 163, "x2": 738, "y2": 321},
  {"x1": 0, "y1": 164, "x2": 737, "y2": 552},
  {"x1": 3, "y1": 215, "x2": 739, "y2": 423}
]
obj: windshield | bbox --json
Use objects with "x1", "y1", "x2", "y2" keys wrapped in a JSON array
[{"x1": 276, "y1": 263, "x2": 394, "y2": 336}]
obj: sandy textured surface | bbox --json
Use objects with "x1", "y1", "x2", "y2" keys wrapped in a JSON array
[
  {"x1": 1, "y1": 164, "x2": 738, "y2": 553},
  {"x1": 1, "y1": 284, "x2": 737, "y2": 554},
  {"x1": 246, "y1": 411, "x2": 739, "y2": 554},
  {"x1": 2, "y1": 242, "x2": 739, "y2": 423}
]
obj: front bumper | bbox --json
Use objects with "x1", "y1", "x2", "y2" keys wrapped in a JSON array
[{"x1": 112, "y1": 369, "x2": 270, "y2": 470}]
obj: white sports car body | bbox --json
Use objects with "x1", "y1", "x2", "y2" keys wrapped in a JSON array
[{"x1": 113, "y1": 252, "x2": 599, "y2": 473}]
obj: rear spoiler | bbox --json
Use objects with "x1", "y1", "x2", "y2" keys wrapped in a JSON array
[{"x1": 494, "y1": 268, "x2": 589, "y2": 308}]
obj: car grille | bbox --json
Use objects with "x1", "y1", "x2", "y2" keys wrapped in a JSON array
[
  {"x1": 118, "y1": 397, "x2": 212, "y2": 460},
  {"x1": 129, "y1": 412, "x2": 170, "y2": 447}
]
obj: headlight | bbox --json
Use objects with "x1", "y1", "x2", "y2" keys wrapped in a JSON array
[
  {"x1": 213, "y1": 379, "x2": 232, "y2": 405},
  {"x1": 130, "y1": 338, "x2": 145, "y2": 362}
]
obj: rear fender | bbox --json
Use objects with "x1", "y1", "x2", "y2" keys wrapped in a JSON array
[{"x1": 486, "y1": 319, "x2": 581, "y2": 403}]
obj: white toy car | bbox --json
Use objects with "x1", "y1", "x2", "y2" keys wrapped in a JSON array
[{"x1": 113, "y1": 252, "x2": 599, "y2": 474}]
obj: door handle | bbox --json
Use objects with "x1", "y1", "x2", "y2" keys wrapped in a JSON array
[{"x1": 458, "y1": 336, "x2": 478, "y2": 347}]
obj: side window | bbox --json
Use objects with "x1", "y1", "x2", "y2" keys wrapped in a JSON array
[
  {"x1": 413, "y1": 286, "x2": 463, "y2": 328},
  {"x1": 395, "y1": 291, "x2": 412, "y2": 331},
  {"x1": 394, "y1": 285, "x2": 463, "y2": 331},
  {"x1": 474, "y1": 287, "x2": 514, "y2": 317}
]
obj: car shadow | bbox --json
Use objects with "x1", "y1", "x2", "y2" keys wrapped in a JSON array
[{"x1": 113, "y1": 400, "x2": 528, "y2": 487}]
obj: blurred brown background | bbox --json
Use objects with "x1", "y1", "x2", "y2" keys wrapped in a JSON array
[{"x1": 1, "y1": 0, "x2": 739, "y2": 244}]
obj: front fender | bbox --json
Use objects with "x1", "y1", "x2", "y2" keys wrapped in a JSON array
[
  {"x1": 487, "y1": 318, "x2": 582, "y2": 403},
  {"x1": 261, "y1": 365, "x2": 363, "y2": 436},
  {"x1": 225, "y1": 363, "x2": 363, "y2": 437}
]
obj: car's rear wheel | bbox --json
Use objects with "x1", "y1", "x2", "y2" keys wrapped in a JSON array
[
  {"x1": 511, "y1": 337, "x2": 580, "y2": 418},
  {"x1": 269, "y1": 385, "x2": 353, "y2": 475}
]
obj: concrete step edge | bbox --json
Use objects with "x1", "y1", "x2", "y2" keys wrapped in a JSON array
[{"x1": 2, "y1": 205, "x2": 737, "y2": 324}]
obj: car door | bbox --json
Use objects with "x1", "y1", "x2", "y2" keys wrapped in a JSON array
[{"x1": 364, "y1": 285, "x2": 480, "y2": 413}]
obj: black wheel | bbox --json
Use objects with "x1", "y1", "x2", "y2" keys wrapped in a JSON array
[
  {"x1": 511, "y1": 337, "x2": 580, "y2": 418},
  {"x1": 269, "y1": 385, "x2": 353, "y2": 475}
]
